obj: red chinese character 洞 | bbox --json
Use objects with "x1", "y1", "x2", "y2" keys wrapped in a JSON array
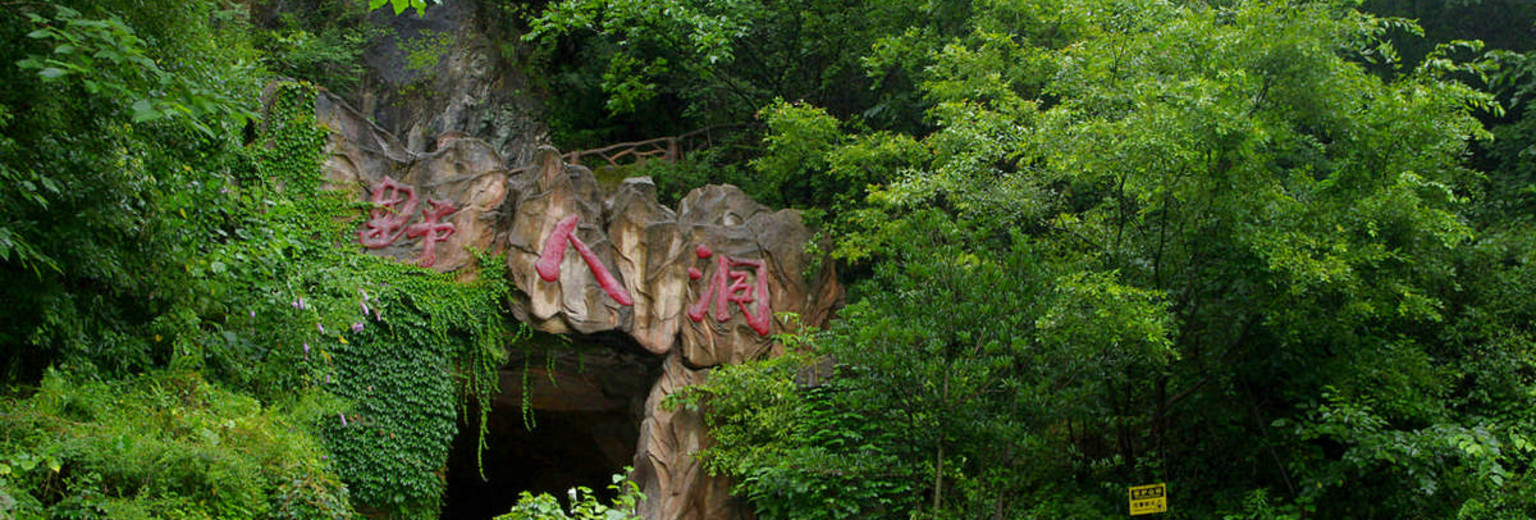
[
  {"x1": 359, "y1": 176, "x2": 418, "y2": 248},
  {"x1": 405, "y1": 199, "x2": 456, "y2": 267},
  {"x1": 536, "y1": 214, "x2": 634, "y2": 306},
  {"x1": 687, "y1": 245, "x2": 771, "y2": 335}
]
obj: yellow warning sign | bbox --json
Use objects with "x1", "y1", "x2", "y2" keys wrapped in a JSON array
[{"x1": 1129, "y1": 483, "x2": 1167, "y2": 516}]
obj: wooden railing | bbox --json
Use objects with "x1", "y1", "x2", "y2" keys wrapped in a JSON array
[
  {"x1": 568, "y1": 135, "x2": 681, "y2": 169},
  {"x1": 512, "y1": 125, "x2": 744, "y2": 174}
]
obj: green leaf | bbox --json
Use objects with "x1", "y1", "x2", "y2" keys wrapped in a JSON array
[
  {"x1": 131, "y1": 99, "x2": 162, "y2": 122},
  {"x1": 38, "y1": 67, "x2": 67, "y2": 80}
]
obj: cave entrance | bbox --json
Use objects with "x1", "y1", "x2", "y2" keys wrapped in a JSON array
[{"x1": 442, "y1": 331, "x2": 662, "y2": 520}]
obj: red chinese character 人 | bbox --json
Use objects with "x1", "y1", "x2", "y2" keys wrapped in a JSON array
[
  {"x1": 535, "y1": 214, "x2": 634, "y2": 306},
  {"x1": 687, "y1": 246, "x2": 771, "y2": 335}
]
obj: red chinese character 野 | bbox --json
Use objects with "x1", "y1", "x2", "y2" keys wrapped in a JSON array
[
  {"x1": 687, "y1": 245, "x2": 771, "y2": 335},
  {"x1": 359, "y1": 176, "x2": 418, "y2": 248},
  {"x1": 358, "y1": 176, "x2": 458, "y2": 267},
  {"x1": 536, "y1": 214, "x2": 634, "y2": 306}
]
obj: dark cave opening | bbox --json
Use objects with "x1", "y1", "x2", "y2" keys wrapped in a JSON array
[{"x1": 442, "y1": 332, "x2": 662, "y2": 520}]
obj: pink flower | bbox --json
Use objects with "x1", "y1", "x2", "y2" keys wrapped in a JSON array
[
  {"x1": 249, "y1": 310, "x2": 256, "y2": 318},
  {"x1": 303, "y1": 342, "x2": 310, "y2": 356},
  {"x1": 317, "y1": 322, "x2": 325, "y2": 334},
  {"x1": 350, "y1": 322, "x2": 364, "y2": 333},
  {"x1": 339, "y1": 413, "x2": 347, "y2": 427}
]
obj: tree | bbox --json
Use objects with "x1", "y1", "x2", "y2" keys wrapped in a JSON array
[
  {"x1": 522, "y1": 0, "x2": 965, "y2": 146},
  {"x1": 0, "y1": 1, "x2": 260, "y2": 383},
  {"x1": 685, "y1": 1, "x2": 1531, "y2": 517}
]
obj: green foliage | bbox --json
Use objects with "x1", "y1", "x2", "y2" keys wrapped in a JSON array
[
  {"x1": 254, "y1": 4, "x2": 384, "y2": 98},
  {"x1": 681, "y1": 215, "x2": 1176, "y2": 518},
  {"x1": 369, "y1": 0, "x2": 441, "y2": 17},
  {"x1": 0, "y1": 369, "x2": 353, "y2": 520},
  {"x1": 0, "y1": 0, "x2": 262, "y2": 383},
  {"x1": 625, "y1": 99, "x2": 915, "y2": 216},
  {"x1": 750, "y1": 100, "x2": 843, "y2": 208},
  {"x1": 631, "y1": 150, "x2": 757, "y2": 207},
  {"x1": 679, "y1": 1, "x2": 1536, "y2": 518},
  {"x1": 1221, "y1": 489, "x2": 1303, "y2": 520},
  {"x1": 221, "y1": 82, "x2": 521, "y2": 519},
  {"x1": 494, "y1": 470, "x2": 643, "y2": 520},
  {"x1": 1482, "y1": 88, "x2": 1536, "y2": 223},
  {"x1": 319, "y1": 256, "x2": 518, "y2": 520},
  {"x1": 669, "y1": 352, "x2": 921, "y2": 519},
  {"x1": 401, "y1": 29, "x2": 455, "y2": 74},
  {"x1": 522, "y1": 0, "x2": 948, "y2": 145},
  {"x1": 3, "y1": 4, "x2": 520, "y2": 509},
  {"x1": 16, "y1": 6, "x2": 253, "y2": 137}
]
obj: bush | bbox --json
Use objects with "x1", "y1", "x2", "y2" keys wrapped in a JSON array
[
  {"x1": 0, "y1": 369, "x2": 355, "y2": 520},
  {"x1": 495, "y1": 470, "x2": 643, "y2": 520}
]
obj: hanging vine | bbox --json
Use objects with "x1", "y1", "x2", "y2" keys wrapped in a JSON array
[{"x1": 250, "y1": 82, "x2": 526, "y2": 519}]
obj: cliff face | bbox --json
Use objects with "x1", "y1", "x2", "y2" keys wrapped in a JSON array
[
  {"x1": 356, "y1": 0, "x2": 546, "y2": 165},
  {"x1": 312, "y1": 86, "x2": 841, "y2": 519},
  {"x1": 252, "y1": 0, "x2": 548, "y2": 164}
]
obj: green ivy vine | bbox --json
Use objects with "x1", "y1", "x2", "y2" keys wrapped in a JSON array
[{"x1": 245, "y1": 82, "x2": 525, "y2": 519}]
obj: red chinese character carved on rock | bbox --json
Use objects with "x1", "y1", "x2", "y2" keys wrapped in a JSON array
[
  {"x1": 404, "y1": 199, "x2": 457, "y2": 267},
  {"x1": 358, "y1": 176, "x2": 457, "y2": 267},
  {"x1": 687, "y1": 246, "x2": 771, "y2": 335},
  {"x1": 359, "y1": 176, "x2": 418, "y2": 248},
  {"x1": 535, "y1": 214, "x2": 634, "y2": 306}
]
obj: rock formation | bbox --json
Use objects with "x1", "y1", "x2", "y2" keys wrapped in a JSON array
[
  {"x1": 314, "y1": 90, "x2": 842, "y2": 520},
  {"x1": 317, "y1": 91, "x2": 511, "y2": 274},
  {"x1": 251, "y1": 0, "x2": 547, "y2": 163}
]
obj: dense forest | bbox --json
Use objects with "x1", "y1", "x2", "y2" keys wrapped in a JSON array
[{"x1": 3, "y1": 0, "x2": 1536, "y2": 519}]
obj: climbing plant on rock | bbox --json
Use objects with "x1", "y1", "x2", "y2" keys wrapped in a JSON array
[
  {"x1": 320, "y1": 257, "x2": 518, "y2": 519},
  {"x1": 245, "y1": 82, "x2": 523, "y2": 519}
]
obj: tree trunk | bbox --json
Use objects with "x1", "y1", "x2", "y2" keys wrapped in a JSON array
[{"x1": 933, "y1": 371, "x2": 950, "y2": 512}]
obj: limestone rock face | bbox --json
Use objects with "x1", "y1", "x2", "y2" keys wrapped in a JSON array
[
  {"x1": 256, "y1": 0, "x2": 547, "y2": 164},
  {"x1": 497, "y1": 148, "x2": 841, "y2": 520},
  {"x1": 631, "y1": 352, "x2": 748, "y2": 520},
  {"x1": 312, "y1": 91, "x2": 841, "y2": 520},
  {"x1": 357, "y1": 0, "x2": 546, "y2": 164},
  {"x1": 504, "y1": 147, "x2": 842, "y2": 363},
  {"x1": 671, "y1": 185, "x2": 830, "y2": 367},
  {"x1": 316, "y1": 91, "x2": 510, "y2": 274}
]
